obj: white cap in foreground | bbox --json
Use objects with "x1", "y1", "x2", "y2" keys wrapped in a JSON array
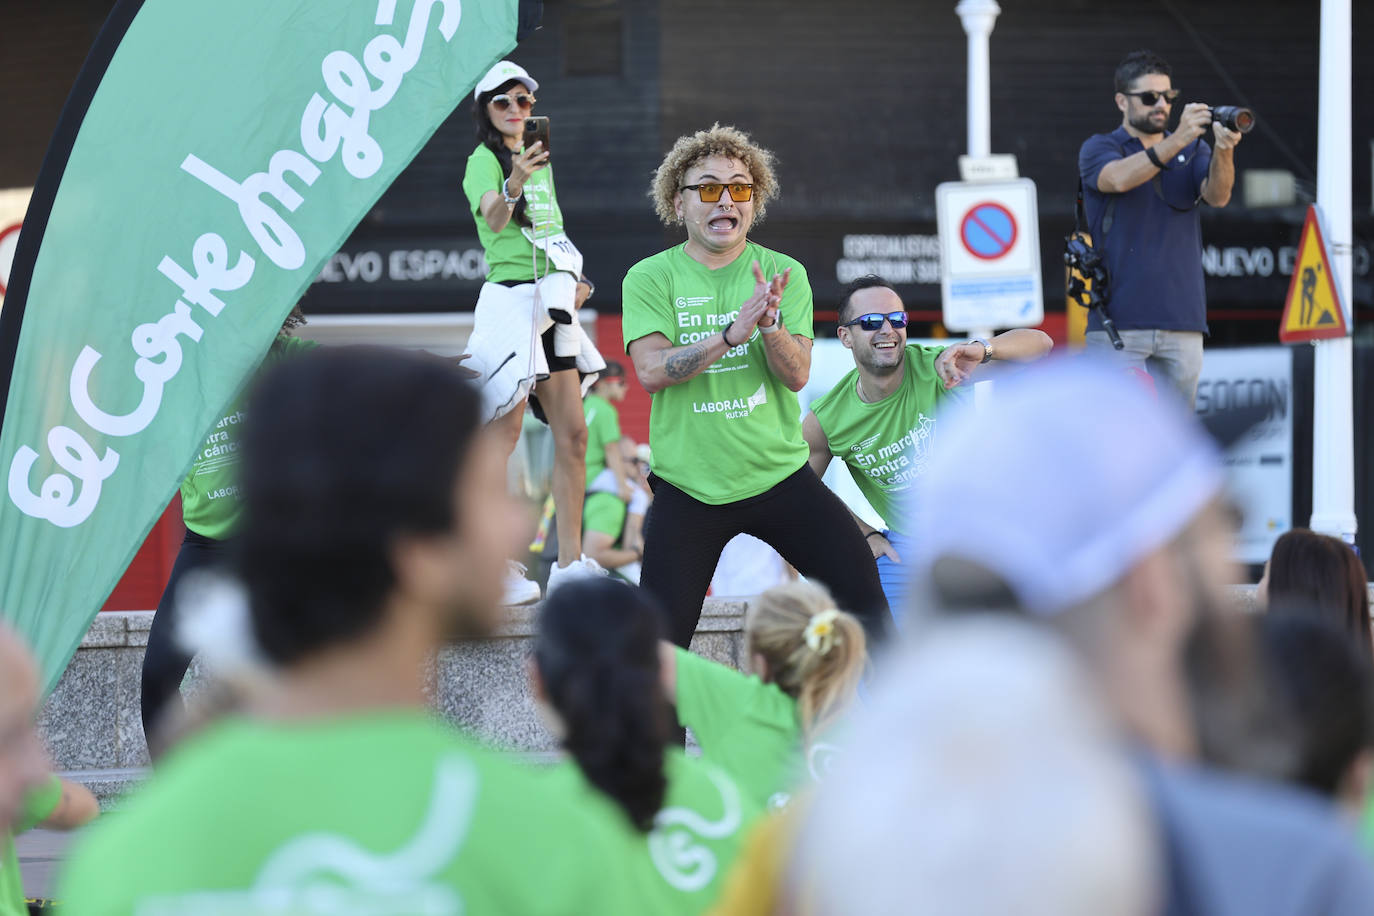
[{"x1": 907, "y1": 355, "x2": 1223, "y2": 615}]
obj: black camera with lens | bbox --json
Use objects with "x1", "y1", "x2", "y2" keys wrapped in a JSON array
[
  {"x1": 1211, "y1": 105, "x2": 1256, "y2": 134},
  {"x1": 1064, "y1": 233, "x2": 1123, "y2": 350}
]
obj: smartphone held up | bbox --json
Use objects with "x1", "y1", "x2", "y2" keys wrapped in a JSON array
[{"x1": 523, "y1": 116, "x2": 550, "y2": 156}]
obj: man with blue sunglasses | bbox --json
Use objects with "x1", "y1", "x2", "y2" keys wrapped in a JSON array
[{"x1": 803, "y1": 276, "x2": 1051, "y2": 620}]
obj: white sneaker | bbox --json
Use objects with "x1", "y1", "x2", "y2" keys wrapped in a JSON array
[
  {"x1": 503, "y1": 561, "x2": 541, "y2": 606},
  {"x1": 546, "y1": 555, "x2": 609, "y2": 595}
]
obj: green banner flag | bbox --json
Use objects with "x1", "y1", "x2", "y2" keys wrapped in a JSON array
[{"x1": 0, "y1": 0, "x2": 521, "y2": 693}]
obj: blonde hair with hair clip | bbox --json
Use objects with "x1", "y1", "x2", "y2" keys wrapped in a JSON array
[
  {"x1": 745, "y1": 581, "x2": 867, "y2": 743},
  {"x1": 649, "y1": 123, "x2": 780, "y2": 227}
]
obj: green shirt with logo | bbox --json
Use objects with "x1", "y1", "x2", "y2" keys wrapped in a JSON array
[
  {"x1": 59, "y1": 713, "x2": 643, "y2": 915},
  {"x1": 621, "y1": 243, "x2": 814, "y2": 505},
  {"x1": 810, "y1": 343, "x2": 959, "y2": 535},
  {"x1": 462, "y1": 144, "x2": 565, "y2": 284},
  {"x1": 179, "y1": 335, "x2": 317, "y2": 540},
  {"x1": 582, "y1": 392, "x2": 622, "y2": 482},
  {"x1": 674, "y1": 647, "x2": 814, "y2": 811},
  {"x1": 543, "y1": 748, "x2": 760, "y2": 913},
  {"x1": 1, "y1": 775, "x2": 61, "y2": 916}
]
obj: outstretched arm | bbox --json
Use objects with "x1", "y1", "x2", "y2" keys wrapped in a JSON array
[{"x1": 934, "y1": 328, "x2": 1054, "y2": 388}]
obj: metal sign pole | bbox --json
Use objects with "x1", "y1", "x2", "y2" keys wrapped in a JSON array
[
  {"x1": 955, "y1": 0, "x2": 1001, "y2": 342},
  {"x1": 1310, "y1": 0, "x2": 1358, "y2": 544}
]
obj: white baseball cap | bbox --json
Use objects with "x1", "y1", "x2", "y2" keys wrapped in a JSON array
[
  {"x1": 905, "y1": 355, "x2": 1225, "y2": 615},
  {"x1": 473, "y1": 60, "x2": 539, "y2": 100}
]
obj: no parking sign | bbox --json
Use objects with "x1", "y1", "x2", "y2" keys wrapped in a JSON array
[{"x1": 935, "y1": 178, "x2": 1043, "y2": 331}]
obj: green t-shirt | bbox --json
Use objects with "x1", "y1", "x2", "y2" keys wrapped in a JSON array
[
  {"x1": 462, "y1": 144, "x2": 566, "y2": 284},
  {"x1": 544, "y1": 749, "x2": 760, "y2": 914},
  {"x1": 809, "y1": 343, "x2": 961, "y2": 535},
  {"x1": 179, "y1": 335, "x2": 317, "y2": 539},
  {"x1": 59, "y1": 713, "x2": 642, "y2": 915},
  {"x1": 621, "y1": 243, "x2": 814, "y2": 504},
  {"x1": 1, "y1": 775, "x2": 62, "y2": 916},
  {"x1": 674, "y1": 647, "x2": 808, "y2": 810},
  {"x1": 582, "y1": 392, "x2": 622, "y2": 482}
]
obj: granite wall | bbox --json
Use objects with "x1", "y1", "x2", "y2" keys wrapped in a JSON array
[{"x1": 37, "y1": 598, "x2": 751, "y2": 786}]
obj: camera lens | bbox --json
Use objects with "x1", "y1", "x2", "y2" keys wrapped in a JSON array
[{"x1": 1212, "y1": 105, "x2": 1256, "y2": 134}]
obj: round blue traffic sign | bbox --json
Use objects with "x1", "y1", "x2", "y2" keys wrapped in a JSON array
[{"x1": 959, "y1": 202, "x2": 1018, "y2": 260}]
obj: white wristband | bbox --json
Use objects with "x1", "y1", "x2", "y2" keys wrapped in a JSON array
[{"x1": 759, "y1": 322, "x2": 780, "y2": 334}]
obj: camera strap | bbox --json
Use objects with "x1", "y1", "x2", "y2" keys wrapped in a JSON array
[{"x1": 1076, "y1": 176, "x2": 1118, "y2": 237}]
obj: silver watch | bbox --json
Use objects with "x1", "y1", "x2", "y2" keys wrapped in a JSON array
[
  {"x1": 969, "y1": 338, "x2": 993, "y2": 364},
  {"x1": 501, "y1": 178, "x2": 521, "y2": 205}
]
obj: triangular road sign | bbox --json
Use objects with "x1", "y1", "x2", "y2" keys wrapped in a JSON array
[{"x1": 1279, "y1": 205, "x2": 1349, "y2": 343}]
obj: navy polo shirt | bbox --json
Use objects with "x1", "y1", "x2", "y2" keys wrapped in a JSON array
[{"x1": 1078, "y1": 126, "x2": 1212, "y2": 334}]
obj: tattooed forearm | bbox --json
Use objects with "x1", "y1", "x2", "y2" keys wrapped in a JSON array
[
  {"x1": 664, "y1": 342, "x2": 709, "y2": 380},
  {"x1": 763, "y1": 332, "x2": 811, "y2": 389}
]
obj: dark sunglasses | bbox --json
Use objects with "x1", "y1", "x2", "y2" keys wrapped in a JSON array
[
  {"x1": 679, "y1": 182, "x2": 754, "y2": 203},
  {"x1": 842, "y1": 311, "x2": 908, "y2": 332},
  {"x1": 1123, "y1": 89, "x2": 1180, "y2": 106},
  {"x1": 489, "y1": 93, "x2": 535, "y2": 111}
]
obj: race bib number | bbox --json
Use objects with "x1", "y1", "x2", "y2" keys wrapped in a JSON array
[{"x1": 522, "y1": 228, "x2": 583, "y2": 275}]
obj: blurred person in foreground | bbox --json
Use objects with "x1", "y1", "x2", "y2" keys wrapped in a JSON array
[
  {"x1": 1259, "y1": 528, "x2": 1371, "y2": 658},
  {"x1": 0, "y1": 626, "x2": 99, "y2": 916},
  {"x1": 59, "y1": 347, "x2": 641, "y2": 915},
  {"x1": 793, "y1": 357, "x2": 1374, "y2": 916},
  {"x1": 787, "y1": 616, "x2": 1160, "y2": 916},
  {"x1": 533, "y1": 578, "x2": 760, "y2": 913},
  {"x1": 658, "y1": 581, "x2": 866, "y2": 812}
]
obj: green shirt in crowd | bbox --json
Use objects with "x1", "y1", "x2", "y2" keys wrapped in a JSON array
[
  {"x1": 621, "y1": 243, "x2": 814, "y2": 505},
  {"x1": 583, "y1": 391, "x2": 622, "y2": 482},
  {"x1": 674, "y1": 647, "x2": 813, "y2": 811},
  {"x1": 180, "y1": 335, "x2": 318, "y2": 540},
  {"x1": 59, "y1": 713, "x2": 642, "y2": 915},
  {"x1": 1, "y1": 775, "x2": 61, "y2": 916},
  {"x1": 809, "y1": 343, "x2": 961, "y2": 536},
  {"x1": 462, "y1": 144, "x2": 566, "y2": 284},
  {"x1": 544, "y1": 749, "x2": 761, "y2": 914}
]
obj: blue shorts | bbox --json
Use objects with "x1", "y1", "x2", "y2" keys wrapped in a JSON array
[{"x1": 875, "y1": 530, "x2": 911, "y2": 630}]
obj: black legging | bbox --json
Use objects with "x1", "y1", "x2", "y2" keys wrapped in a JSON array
[
  {"x1": 140, "y1": 529, "x2": 227, "y2": 748},
  {"x1": 640, "y1": 464, "x2": 891, "y2": 650}
]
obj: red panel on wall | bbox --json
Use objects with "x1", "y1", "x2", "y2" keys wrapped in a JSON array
[
  {"x1": 101, "y1": 498, "x2": 183, "y2": 612},
  {"x1": 595, "y1": 315, "x2": 651, "y2": 446}
]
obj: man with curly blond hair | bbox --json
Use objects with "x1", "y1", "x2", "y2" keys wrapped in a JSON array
[{"x1": 622, "y1": 125, "x2": 889, "y2": 648}]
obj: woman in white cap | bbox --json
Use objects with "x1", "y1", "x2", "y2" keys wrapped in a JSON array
[{"x1": 462, "y1": 60, "x2": 606, "y2": 601}]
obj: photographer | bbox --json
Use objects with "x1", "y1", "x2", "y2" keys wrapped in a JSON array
[{"x1": 1078, "y1": 49, "x2": 1242, "y2": 407}]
